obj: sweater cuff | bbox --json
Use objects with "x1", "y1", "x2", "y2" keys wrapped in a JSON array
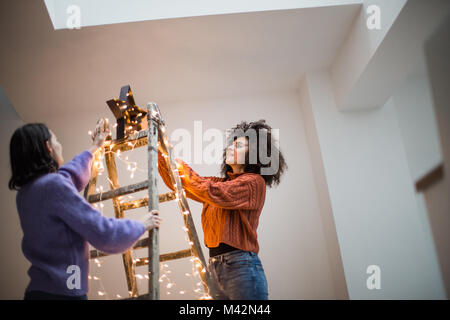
[{"x1": 85, "y1": 149, "x2": 95, "y2": 158}]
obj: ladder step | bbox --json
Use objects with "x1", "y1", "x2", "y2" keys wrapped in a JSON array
[
  {"x1": 107, "y1": 130, "x2": 149, "y2": 153},
  {"x1": 121, "y1": 191, "x2": 177, "y2": 211},
  {"x1": 88, "y1": 180, "x2": 149, "y2": 203},
  {"x1": 90, "y1": 237, "x2": 151, "y2": 259},
  {"x1": 89, "y1": 238, "x2": 191, "y2": 262},
  {"x1": 135, "y1": 249, "x2": 193, "y2": 267},
  {"x1": 122, "y1": 293, "x2": 150, "y2": 300}
]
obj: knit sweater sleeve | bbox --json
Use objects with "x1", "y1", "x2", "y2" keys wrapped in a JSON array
[
  {"x1": 158, "y1": 150, "x2": 206, "y2": 202},
  {"x1": 45, "y1": 174, "x2": 146, "y2": 254},
  {"x1": 176, "y1": 159, "x2": 265, "y2": 210},
  {"x1": 58, "y1": 150, "x2": 93, "y2": 192}
]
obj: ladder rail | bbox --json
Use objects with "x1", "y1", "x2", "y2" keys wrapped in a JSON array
[{"x1": 83, "y1": 102, "x2": 212, "y2": 300}]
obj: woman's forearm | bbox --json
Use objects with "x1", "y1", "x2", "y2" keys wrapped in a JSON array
[{"x1": 88, "y1": 145, "x2": 100, "y2": 156}]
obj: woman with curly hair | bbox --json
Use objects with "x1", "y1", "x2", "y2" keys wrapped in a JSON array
[{"x1": 158, "y1": 119, "x2": 287, "y2": 300}]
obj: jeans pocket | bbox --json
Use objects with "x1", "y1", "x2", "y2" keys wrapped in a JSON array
[{"x1": 224, "y1": 252, "x2": 250, "y2": 268}]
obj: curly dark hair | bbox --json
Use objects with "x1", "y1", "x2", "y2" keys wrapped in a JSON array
[
  {"x1": 220, "y1": 120, "x2": 287, "y2": 187},
  {"x1": 8, "y1": 123, "x2": 59, "y2": 190}
]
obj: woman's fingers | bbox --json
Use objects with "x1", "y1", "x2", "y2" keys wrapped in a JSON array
[
  {"x1": 92, "y1": 118, "x2": 111, "y2": 141},
  {"x1": 150, "y1": 211, "x2": 161, "y2": 227},
  {"x1": 143, "y1": 211, "x2": 162, "y2": 230}
]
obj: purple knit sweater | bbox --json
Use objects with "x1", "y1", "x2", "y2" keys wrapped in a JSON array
[{"x1": 16, "y1": 150, "x2": 146, "y2": 296}]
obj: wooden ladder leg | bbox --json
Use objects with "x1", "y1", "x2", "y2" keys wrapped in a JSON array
[
  {"x1": 157, "y1": 120, "x2": 212, "y2": 297},
  {"x1": 104, "y1": 148, "x2": 139, "y2": 298},
  {"x1": 147, "y1": 104, "x2": 159, "y2": 300},
  {"x1": 179, "y1": 197, "x2": 212, "y2": 296}
]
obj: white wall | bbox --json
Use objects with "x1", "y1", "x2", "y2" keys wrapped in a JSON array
[
  {"x1": 26, "y1": 90, "x2": 343, "y2": 299},
  {"x1": 331, "y1": 0, "x2": 407, "y2": 110},
  {"x1": 390, "y1": 58, "x2": 447, "y2": 299},
  {"x1": 423, "y1": 13, "x2": 450, "y2": 298},
  {"x1": 392, "y1": 72, "x2": 442, "y2": 182},
  {"x1": 0, "y1": 87, "x2": 29, "y2": 299},
  {"x1": 300, "y1": 70, "x2": 446, "y2": 299}
]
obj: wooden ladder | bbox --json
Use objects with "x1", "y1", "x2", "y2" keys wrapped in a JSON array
[{"x1": 84, "y1": 103, "x2": 211, "y2": 300}]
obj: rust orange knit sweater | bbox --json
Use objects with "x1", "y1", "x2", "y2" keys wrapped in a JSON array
[{"x1": 158, "y1": 151, "x2": 266, "y2": 253}]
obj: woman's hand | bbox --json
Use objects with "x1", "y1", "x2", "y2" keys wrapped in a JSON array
[
  {"x1": 141, "y1": 210, "x2": 162, "y2": 231},
  {"x1": 175, "y1": 158, "x2": 190, "y2": 182},
  {"x1": 89, "y1": 118, "x2": 111, "y2": 154}
]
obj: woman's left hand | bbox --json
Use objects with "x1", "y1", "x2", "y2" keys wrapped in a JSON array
[{"x1": 89, "y1": 118, "x2": 111, "y2": 154}]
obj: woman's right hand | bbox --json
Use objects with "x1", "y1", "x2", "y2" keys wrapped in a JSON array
[{"x1": 141, "y1": 210, "x2": 162, "y2": 231}]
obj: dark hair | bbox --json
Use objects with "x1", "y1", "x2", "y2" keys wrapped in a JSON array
[
  {"x1": 220, "y1": 120, "x2": 287, "y2": 187},
  {"x1": 8, "y1": 123, "x2": 59, "y2": 190}
]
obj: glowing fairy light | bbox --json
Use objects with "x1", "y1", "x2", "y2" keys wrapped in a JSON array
[{"x1": 85, "y1": 120, "x2": 213, "y2": 300}]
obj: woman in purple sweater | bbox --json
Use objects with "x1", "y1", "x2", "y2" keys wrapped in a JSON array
[{"x1": 8, "y1": 119, "x2": 161, "y2": 300}]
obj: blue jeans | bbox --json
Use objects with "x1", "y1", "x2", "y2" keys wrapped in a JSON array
[{"x1": 208, "y1": 250, "x2": 269, "y2": 300}]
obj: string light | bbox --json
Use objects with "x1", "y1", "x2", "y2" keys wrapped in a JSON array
[{"x1": 86, "y1": 119, "x2": 211, "y2": 300}]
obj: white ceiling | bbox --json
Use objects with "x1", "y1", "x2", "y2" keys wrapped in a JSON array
[
  {"x1": 0, "y1": 1, "x2": 360, "y2": 121},
  {"x1": 44, "y1": 0, "x2": 362, "y2": 30}
]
